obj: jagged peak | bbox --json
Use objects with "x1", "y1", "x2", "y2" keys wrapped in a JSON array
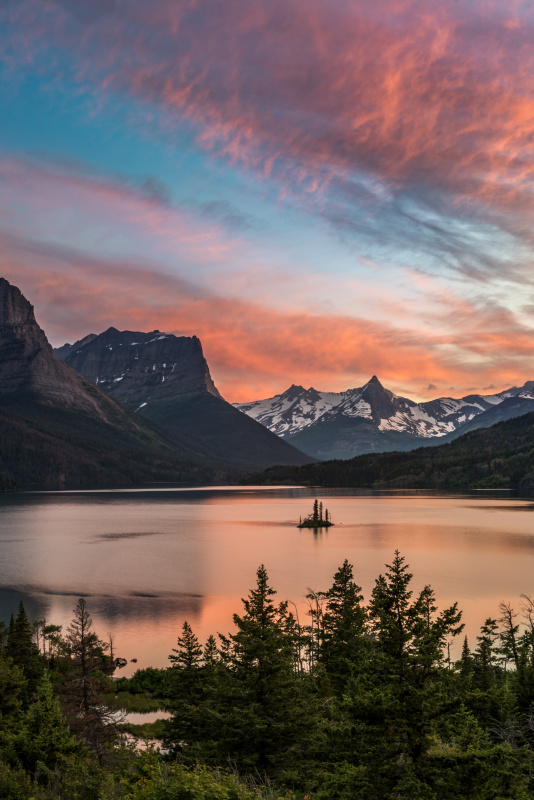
[
  {"x1": 0, "y1": 278, "x2": 36, "y2": 327},
  {"x1": 281, "y1": 384, "x2": 306, "y2": 398}
]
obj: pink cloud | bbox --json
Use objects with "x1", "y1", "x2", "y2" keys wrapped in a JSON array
[
  {"x1": 6, "y1": 0, "x2": 534, "y2": 219},
  {"x1": 4, "y1": 0, "x2": 534, "y2": 296},
  {"x1": 2, "y1": 229, "x2": 533, "y2": 403}
]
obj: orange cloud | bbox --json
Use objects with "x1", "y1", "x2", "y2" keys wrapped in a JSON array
[
  {"x1": 2, "y1": 234, "x2": 533, "y2": 403},
  {"x1": 61, "y1": 0, "x2": 534, "y2": 219},
  {"x1": 7, "y1": 1, "x2": 534, "y2": 214}
]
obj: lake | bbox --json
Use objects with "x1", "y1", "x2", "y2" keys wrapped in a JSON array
[{"x1": 2, "y1": 486, "x2": 534, "y2": 674}]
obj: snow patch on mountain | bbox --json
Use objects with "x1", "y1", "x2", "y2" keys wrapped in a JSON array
[
  {"x1": 235, "y1": 378, "x2": 534, "y2": 445},
  {"x1": 236, "y1": 385, "x2": 347, "y2": 437}
]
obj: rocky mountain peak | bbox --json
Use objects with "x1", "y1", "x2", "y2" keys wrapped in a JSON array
[
  {"x1": 55, "y1": 327, "x2": 222, "y2": 412},
  {"x1": 0, "y1": 277, "x2": 61, "y2": 396},
  {"x1": 0, "y1": 277, "x2": 141, "y2": 427},
  {"x1": 279, "y1": 384, "x2": 307, "y2": 401},
  {"x1": 0, "y1": 279, "x2": 37, "y2": 327}
]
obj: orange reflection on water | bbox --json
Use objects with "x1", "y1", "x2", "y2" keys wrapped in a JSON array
[{"x1": 1, "y1": 488, "x2": 534, "y2": 672}]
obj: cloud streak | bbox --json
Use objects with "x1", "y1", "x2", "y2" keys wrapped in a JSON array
[{"x1": 5, "y1": 0, "x2": 534, "y2": 289}]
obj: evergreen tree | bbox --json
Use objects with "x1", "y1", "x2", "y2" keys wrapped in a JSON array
[
  {"x1": 315, "y1": 559, "x2": 366, "y2": 694},
  {"x1": 5, "y1": 603, "x2": 42, "y2": 703},
  {"x1": 323, "y1": 552, "x2": 464, "y2": 798},
  {"x1": 9, "y1": 671, "x2": 81, "y2": 777},
  {"x1": 473, "y1": 618, "x2": 500, "y2": 690},
  {"x1": 498, "y1": 601, "x2": 520, "y2": 670},
  {"x1": 203, "y1": 634, "x2": 219, "y2": 666},
  {"x1": 216, "y1": 565, "x2": 315, "y2": 780},
  {"x1": 457, "y1": 636, "x2": 475, "y2": 681},
  {"x1": 0, "y1": 653, "x2": 26, "y2": 728},
  {"x1": 165, "y1": 621, "x2": 208, "y2": 759},
  {"x1": 60, "y1": 599, "x2": 116, "y2": 761},
  {"x1": 169, "y1": 621, "x2": 202, "y2": 671}
]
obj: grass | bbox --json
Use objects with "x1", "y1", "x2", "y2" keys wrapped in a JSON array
[
  {"x1": 118, "y1": 719, "x2": 168, "y2": 740},
  {"x1": 107, "y1": 691, "x2": 171, "y2": 713}
]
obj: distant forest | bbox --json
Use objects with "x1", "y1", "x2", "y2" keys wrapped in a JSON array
[
  {"x1": 250, "y1": 411, "x2": 534, "y2": 490},
  {"x1": 3, "y1": 555, "x2": 534, "y2": 798}
]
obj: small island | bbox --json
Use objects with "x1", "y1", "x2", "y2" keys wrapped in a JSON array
[{"x1": 297, "y1": 498, "x2": 334, "y2": 528}]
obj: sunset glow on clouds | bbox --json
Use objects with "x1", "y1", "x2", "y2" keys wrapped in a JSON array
[{"x1": 2, "y1": 0, "x2": 534, "y2": 401}]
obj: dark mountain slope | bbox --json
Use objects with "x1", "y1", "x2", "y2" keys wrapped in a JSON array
[
  {"x1": 141, "y1": 391, "x2": 313, "y2": 472},
  {"x1": 443, "y1": 395, "x2": 534, "y2": 439},
  {"x1": 0, "y1": 391, "x2": 218, "y2": 489},
  {"x1": 248, "y1": 411, "x2": 534, "y2": 490},
  {"x1": 57, "y1": 328, "x2": 311, "y2": 472}
]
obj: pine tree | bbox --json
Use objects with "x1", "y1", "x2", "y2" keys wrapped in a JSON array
[
  {"x1": 215, "y1": 565, "x2": 315, "y2": 778},
  {"x1": 6, "y1": 603, "x2": 42, "y2": 703},
  {"x1": 203, "y1": 634, "x2": 219, "y2": 666},
  {"x1": 324, "y1": 552, "x2": 464, "y2": 797},
  {"x1": 313, "y1": 499, "x2": 319, "y2": 523},
  {"x1": 457, "y1": 636, "x2": 474, "y2": 680},
  {"x1": 11, "y1": 671, "x2": 81, "y2": 775},
  {"x1": 473, "y1": 617, "x2": 500, "y2": 689},
  {"x1": 498, "y1": 601, "x2": 520, "y2": 670},
  {"x1": 169, "y1": 621, "x2": 202, "y2": 670},
  {"x1": 315, "y1": 559, "x2": 366, "y2": 694},
  {"x1": 0, "y1": 651, "x2": 26, "y2": 726},
  {"x1": 165, "y1": 624, "x2": 221, "y2": 762},
  {"x1": 60, "y1": 599, "x2": 116, "y2": 761}
]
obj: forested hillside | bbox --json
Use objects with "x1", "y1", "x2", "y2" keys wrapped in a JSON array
[
  {"x1": 3, "y1": 556, "x2": 534, "y2": 798},
  {"x1": 249, "y1": 411, "x2": 534, "y2": 489}
]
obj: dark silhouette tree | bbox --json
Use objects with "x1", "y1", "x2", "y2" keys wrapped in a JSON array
[
  {"x1": 6, "y1": 603, "x2": 42, "y2": 703},
  {"x1": 315, "y1": 559, "x2": 366, "y2": 694}
]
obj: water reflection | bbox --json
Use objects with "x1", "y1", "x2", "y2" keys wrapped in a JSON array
[
  {"x1": 2, "y1": 487, "x2": 534, "y2": 673},
  {"x1": 0, "y1": 588, "x2": 47, "y2": 624}
]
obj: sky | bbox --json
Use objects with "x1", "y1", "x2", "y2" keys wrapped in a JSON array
[{"x1": 2, "y1": 0, "x2": 534, "y2": 402}]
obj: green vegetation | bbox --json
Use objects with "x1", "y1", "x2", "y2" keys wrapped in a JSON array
[
  {"x1": 7, "y1": 556, "x2": 534, "y2": 797},
  {"x1": 117, "y1": 718, "x2": 168, "y2": 740},
  {"x1": 107, "y1": 690, "x2": 169, "y2": 714},
  {"x1": 298, "y1": 498, "x2": 333, "y2": 528},
  {"x1": 0, "y1": 390, "x2": 221, "y2": 488},
  {"x1": 248, "y1": 410, "x2": 534, "y2": 490}
]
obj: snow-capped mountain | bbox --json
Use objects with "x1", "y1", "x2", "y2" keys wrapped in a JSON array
[
  {"x1": 237, "y1": 384, "x2": 348, "y2": 437},
  {"x1": 234, "y1": 376, "x2": 534, "y2": 460}
]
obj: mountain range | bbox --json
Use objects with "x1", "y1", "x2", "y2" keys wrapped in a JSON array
[
  {"x1": 235, "y1": 376, "x2": 534, "y2": 459},
  {"x1": 4, "y1": 273, "x2": 534, "y2": 489},
  {"x1": 0, "y1": 278, "x2": 309, "y2": 489}
]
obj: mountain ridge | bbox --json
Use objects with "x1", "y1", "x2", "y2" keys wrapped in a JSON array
[
  {"x1": 234, "y1": 376, "x2": 534, "y2": 459},
  {"x1": 245, "y1": 409, "x2": 534, "y2": 491},
  {"x1": 55, "y1": 327, "x2": 312, "y2": 472}
]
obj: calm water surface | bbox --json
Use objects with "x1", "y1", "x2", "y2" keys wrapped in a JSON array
[{"x1": 1, "y1": 486, "x2": 534, "y2": 674}]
